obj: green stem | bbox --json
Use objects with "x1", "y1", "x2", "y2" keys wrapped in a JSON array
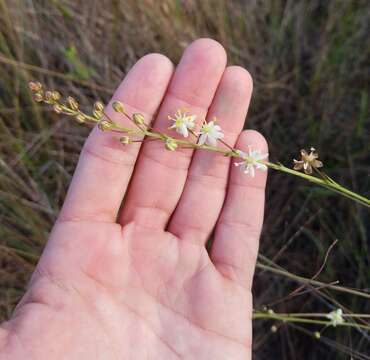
[
  {"x1": 252, "y1": 312, "x2": 370, "y2": 330},
  {"x1": 39, "y1": 90, "x2": 370, "y2": 209},
  {"x1": 108, "y1": 123, "x2": 370, "y2": 208},
  {"x1": 273, "y1": 313, "x2": 370, "y2": 318},
  {"x1": 264, "y1": 162, "x2": 370, "y2": 208}
]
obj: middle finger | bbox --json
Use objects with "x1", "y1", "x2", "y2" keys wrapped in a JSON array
[{"x1": 119, "y1": 38, "x2": 227, "y2": 229}]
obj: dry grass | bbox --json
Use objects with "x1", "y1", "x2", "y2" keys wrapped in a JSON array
[{"x1": 0, "y1": 0, "x2": 369, "y2": 358}]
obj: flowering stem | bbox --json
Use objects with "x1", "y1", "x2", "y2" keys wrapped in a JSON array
[
  {"x1": 28, "y1": 82, "x2": 370, "y2": 209},
  {"x1": 252, "y1": 311, "x2": 370, "y2": 330},
  {"x1": 264, "y1": 162, "x2": 370, "y2": 208},
  {"x1": 269, "y1": 313, "x2": 370, "y2": 319}
]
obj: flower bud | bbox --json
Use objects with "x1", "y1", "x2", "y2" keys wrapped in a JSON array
[
  {"x1": 44, "y1": 91, "x2": 53, "y2": 102},
  {"x1": 51, "y1": 91, "x2": 61, "y2": 101},
  {"x1": 94, "y1": 101, "x2": 105, "y2": 112},
  {"x1": 133, "y1": 113, "x2": 145, "y2": 125},
  {"x1": 112, "y1": 101, "x2": 125, "y2": 113},
  {"x1": 33, "y1": 93, "x2": 44, "y2": 102},
  {"x1": 165, "y1": 138, "x2": 178, "y2": 151},
  {"x1": 29, "y1": 81, "x2": 42, "y2": 92},
  {"x1": 67, "y1": 96, "x2": 79, "y2": 111},
  {"x1": 53, "y1": 104, "x2": 63, "y2": 114},
  {"x1": 93, "y1": 109, "x2": 103, "y2": 120},
  {"x1": 119, "y1": 136, "x2": 131, "y2": 145},
  {"x1": 75, "y1": 114, "x2": 86, "y2": 123},
  {"x1": 98, "y1": 120, "x2": 112, "y2": 131}
]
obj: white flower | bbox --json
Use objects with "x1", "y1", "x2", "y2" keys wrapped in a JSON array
[
  {"x1": 234, "y1": 146, "x2": 269, "y2": 177},
  {"x1": 198, "y1": 120, "x2": 224, "y2": 147},
  {"x1": 326, "y1": 308, "x2": 344, "y2": 327},
  {"x1": 168, "y1": 109, "x2": 196, "y2": 138}
]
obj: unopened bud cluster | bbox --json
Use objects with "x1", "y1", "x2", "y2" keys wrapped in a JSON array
[{"x1": 28, "y1": 81, "x2": 108, "y2": 126}]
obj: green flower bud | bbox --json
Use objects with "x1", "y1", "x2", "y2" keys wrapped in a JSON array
[
  {"x1": 67, "y1": 96, "x2": 79, "y2": 111},
  {"x1": 76, "y1": 114, "x2": 86, "y2": 123},
  {"x1": 98, "y1": 120, "x2": 112, "y2": 131},
  {"x1": 94, "y1": 101, "x2": 105, "y2": 112},
  {"x1": 112, "y1": 101, "x2": 125, "y2": 113},
  {"x1": 51, "y1": 91, "x2": 62, "y2": 101},
  {"x1": 133, "y1": 113, "x2": 145, "y2": 125},
  {"x1": 33, "y1": 93, "x2": 44, "y2": 102},
  {"x1": 165, "y1": 138, "x2": 178, "y2": 151},
  {"x1": 119, "y1": 136, "x2": 131, "y2": 145},
  {"x1": 29, "y1": 81, "x2": 43, "y2": 92},
  {"x1": 53, "y1": 104, "x2": 63, "y2": 114},
  {"x1": 93, "y1": 109, "x2": 103, "y2": 120}
]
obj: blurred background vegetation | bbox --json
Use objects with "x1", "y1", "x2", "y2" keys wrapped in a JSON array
[{"x1": 0, "y1": 0, "x2": 369, "y2": 358}]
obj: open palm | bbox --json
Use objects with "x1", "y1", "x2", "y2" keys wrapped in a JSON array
[{"x1": 1, "y1": 39, "x2": 268, "y2": 360}]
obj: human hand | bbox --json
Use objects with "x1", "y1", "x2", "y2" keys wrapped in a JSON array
[{"x1": 0, "y1": 38, "x2": 268, "y2": 360}]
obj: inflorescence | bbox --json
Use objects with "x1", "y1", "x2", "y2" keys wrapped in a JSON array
[{"x1": 28, "y1": 81, "x2": 370, "y2": 208}]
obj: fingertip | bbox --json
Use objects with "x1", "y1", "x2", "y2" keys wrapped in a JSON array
[
  {"x1": 188, "y1": 38, "x2": 227, "y2": 63},
  {"x1": 224, "y1": 66, "x2": 253, "y2": 93},
  {"x1": 127, "y1": 53, "x2": 174, "y2": 88},
  {"x1": 168, "y1": 38, "x2": 228, "y2": 109},
  {"x1": 237, "y1": 130, "x2": 268, "y2": 154},
  {"x1": 137, "y1": 53, "x2": 174, "y2": 73},
  {"x1": 204, "y1": 66, "x2": 254, "y2": 136},
  {"x1": 180, "y1": 38, "x2": 227, "y2": 73}
]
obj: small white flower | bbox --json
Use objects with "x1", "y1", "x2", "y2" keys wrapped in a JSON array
[
  {"x1": 326, "y1": 308, "x2": 344, "y2": 327},
  {"x1": 198, "y1": 120, "x2": 224, "y2": 147},
  {"x1": 234, "y1": 146, "x2": 269, "y2": 177},
  {"x1": 168, "y1": 109, "x2": 196, "y2": 138}
]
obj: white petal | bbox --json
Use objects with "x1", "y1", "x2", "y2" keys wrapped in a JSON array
[
  {"x1": 217, "y1": 131, "x2": 224, "y2": 139},
  {"x1": 235, "y1": 150, "x2": 246, "y2": 158},
  {"x1": 256, "y1": 152, "x2": 269, "y2": 160},
  {"x1": 187, "y1": 121, "x2": 195, "y2": 129},
  {"x1": 188, "y1": 115, "x2": 196, "y2": 123},
  {"x1": 256, "y1": 163, "x2": 268, "y2": 171},
  {"x1": 182, "y1": 125, "x2": 189, "y2": 138},
  {"x1": 198, "y1": 134, "x2": 206, "y2": 145},
  {"x1": 209, "y1": 129, "x2": 218, "y2": 138},
  {"x1": 206, "y1": 136, "x2": 217, "y2": 147}
]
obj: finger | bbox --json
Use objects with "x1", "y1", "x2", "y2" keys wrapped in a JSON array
[
  {"x1": 211, "y1": 130, "x2": 268, "y2": 290},
  {"x1": 119, "y1": 38, "x2": 227, "y2": 229},
  {"x1": 167, "y1": 66, "x2": 253, "y2": 245},
  {"x1": 58, "y1": 54, "x2": 174, "y2": 223}
]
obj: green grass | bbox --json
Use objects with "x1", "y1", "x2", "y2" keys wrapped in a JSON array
[{"x1": 0, "y1": 0, "x2": 369, "y2": 358}]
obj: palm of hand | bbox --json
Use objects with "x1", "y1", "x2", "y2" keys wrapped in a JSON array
[
  {"x1": 10, "y1": 221, "x2": 251, "y2": 359},
  {"x1": 1, "y1": 39, "x2": 267, "y2": 360}
]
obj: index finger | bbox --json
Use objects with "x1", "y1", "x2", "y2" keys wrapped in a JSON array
[{"x1": 58, "y1": 54, "x2": 174, "y2": 223}]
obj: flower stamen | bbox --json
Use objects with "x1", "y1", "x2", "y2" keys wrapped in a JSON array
[{"x1": 168, "y1": 109, "x2": 196, "y2": 138}]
